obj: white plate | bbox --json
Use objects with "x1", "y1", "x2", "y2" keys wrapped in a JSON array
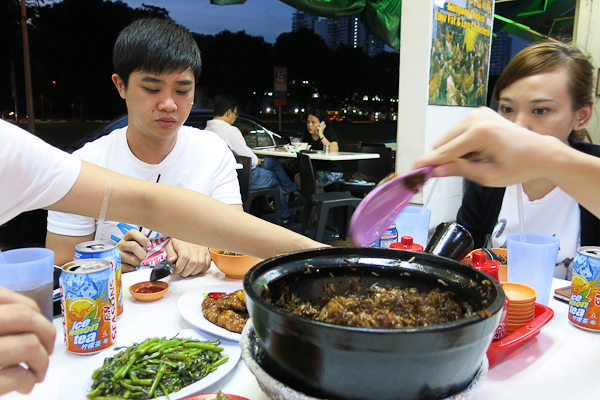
[
  {"x1": 59, "y1": 329, "x2": 241, "y2": 400},
  {"x1": 178, "y1": 283, "x2": 245, "y2": 342}
]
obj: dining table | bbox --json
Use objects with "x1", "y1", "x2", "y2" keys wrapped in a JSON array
[
  {"x1": 252, "y1": 147, "x2": 380, "y2": 161},
  {"x1": 5, "y1": 264, "x2": 599, "y2": 400}
]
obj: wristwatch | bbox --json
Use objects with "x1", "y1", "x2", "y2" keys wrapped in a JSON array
[{"x1": 319, "y1": 135, "x2": 325, "y2": 141}]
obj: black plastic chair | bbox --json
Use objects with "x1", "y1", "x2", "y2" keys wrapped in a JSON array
[
  {"x1": 297, "y1": 152, "x2": 362, "y2": 242},
  {"x1": 338, "y1": 144, "x2": 394, "y2": 196},
  {"x1": 338, "y1": 142, "x2": 362, "y2": 181},
  {"x1": 235, "y1": 155, "x2": 283, "y2": 226}
]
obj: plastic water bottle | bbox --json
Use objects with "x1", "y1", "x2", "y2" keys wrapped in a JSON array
[{"x1": 379, "y1": 223, "x2": 398, "y2": 248}]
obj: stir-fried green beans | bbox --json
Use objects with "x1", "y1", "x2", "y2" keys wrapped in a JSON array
[{"x1": 87, "y1": 336, "x2": 228, "y2": 399}]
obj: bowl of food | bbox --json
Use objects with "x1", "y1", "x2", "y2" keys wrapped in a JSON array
[
  {"x1": 209, "y1": 249, "x2": 262, "y2": 279},
  {"x1": 129, "y1": 281, "x2": 169, "y2": 302},
  {"x1": 243, "y1": 247, "x2": 505, "y2": 400}
]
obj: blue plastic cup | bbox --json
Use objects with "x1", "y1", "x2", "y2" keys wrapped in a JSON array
[
  {"x1": 0, "y1": 248, "x2": 55, "y2": 320},
  {"x1": 394, "y1": 206, "x2": 431, "y2": 248},
  {"x1": 506, "y1": 233, "x2": 560, "y2": 306}
]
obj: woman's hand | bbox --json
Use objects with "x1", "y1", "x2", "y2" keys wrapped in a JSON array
[{"x1": 316, "y1": 121, "x2": 326, "y2": 138}]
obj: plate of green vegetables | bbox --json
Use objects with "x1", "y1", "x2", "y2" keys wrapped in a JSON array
[{"x1": 59, "y1": 329, "x2": 241, "y2": 400}]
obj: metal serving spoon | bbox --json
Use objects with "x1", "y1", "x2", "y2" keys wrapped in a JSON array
[
  {"x1": 482, "y1": 234, "x2": 501, "y2": 262},
  {"x1": 350, "y1": 166, "x2": 434, "y2": 247},
  {"x1": 149, "y1": 259, "x2": 176, "y2": 282}
]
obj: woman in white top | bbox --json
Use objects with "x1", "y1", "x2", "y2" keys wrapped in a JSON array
[{"x1": 455, "y1": 43, "x2": 599, "y2": 279}]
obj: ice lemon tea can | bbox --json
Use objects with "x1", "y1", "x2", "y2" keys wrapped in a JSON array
[
  {"x1": 569, "y1": 246, "x2": 600, "y2": 332},
  {"x1": 74, "y1": 240, "x2": 122, "y2": 316},
  {"x1": 60, "y1": 260, "x2": 117, "y2": 354}
]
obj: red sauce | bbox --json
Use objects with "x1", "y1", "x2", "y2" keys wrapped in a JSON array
[{"x1": 135, "y1": 286, "x2": 164, "y2": 294}]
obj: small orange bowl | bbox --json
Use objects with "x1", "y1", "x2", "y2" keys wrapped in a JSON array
[
  {"x1": 209, "y1": 248, "x2": 262, "y2": 279},
  {"x1": 129, "y1": 281, "x2": 169, "y2": 302},
  {"x1": 501, "y1": 282, "x2": 537, "y2": 303},
  {"x1": 508, "y1": 300, "x2": 537, "y2": 309}
]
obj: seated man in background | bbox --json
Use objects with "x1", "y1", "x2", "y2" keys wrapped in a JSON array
[
  {"x1": 46, "y1": 19, "x2": 242, "y2": 277},
  {"x1": 206, "y1": 95, "x2": 299, "y2": 224}
]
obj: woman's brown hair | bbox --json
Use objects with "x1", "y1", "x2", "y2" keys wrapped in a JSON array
[{"x1": 494, "y1": 42, "x2": 595, "y2": 143}]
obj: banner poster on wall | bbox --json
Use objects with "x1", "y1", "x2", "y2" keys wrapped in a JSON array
[{"x1": 429, "y1": 0, "x2": 495, "y2": 107}]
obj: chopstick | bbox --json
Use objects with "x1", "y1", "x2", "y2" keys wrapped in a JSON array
[{"x1": 139, "y1": 174, "x2": 161, "y2": 234}]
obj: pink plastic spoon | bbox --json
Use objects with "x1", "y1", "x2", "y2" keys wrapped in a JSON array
[{"x1": 350, "y1": 166, "x2": 434, "y2": 247}]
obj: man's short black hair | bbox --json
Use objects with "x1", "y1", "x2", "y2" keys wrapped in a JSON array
[
  {"x1": 113, "y1": 18, "x2": 202, "y2": 87},
  {"x1": 214, "y1": 95, "x2": 239, "y2": 117}
]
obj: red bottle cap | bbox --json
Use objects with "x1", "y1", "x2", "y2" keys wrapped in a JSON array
[
  {"x1": 390, "y1": 236, "x2": 424, "y2": 252},
  {"x1": 471, "y1": 250, "x2": 500, "y2": 281}
]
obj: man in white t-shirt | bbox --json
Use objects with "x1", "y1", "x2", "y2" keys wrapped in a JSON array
[
  {"x1": 205, "y1": 95, "x2": 298, "y2": 223},
  {"x1": 46, "y1": 19, "x2": 242, "y2": 277}
]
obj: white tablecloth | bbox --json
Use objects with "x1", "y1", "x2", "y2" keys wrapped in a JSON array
[{"x1": 5, "y1": 269, "x2": 599, "y2": 400}]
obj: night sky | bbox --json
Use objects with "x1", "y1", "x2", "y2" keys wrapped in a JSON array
[{"x1": 122, "y1": 0, "x2": 298, "y2": 43}]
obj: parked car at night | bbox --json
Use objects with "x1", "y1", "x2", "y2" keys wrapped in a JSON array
[{"x1": 67, "y1": 109, "x2": 298, "y2": 152}]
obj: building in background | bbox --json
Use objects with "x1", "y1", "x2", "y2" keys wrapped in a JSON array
[
  {"x1": 489, "y1": 31, "x2": 534, "y2": 75},
  {"x1": 292, "y1": 11, "x2": 385, "y2": 56},
  {"x1": 291, "y1": 11, "x2": 318, "y2": 31}
]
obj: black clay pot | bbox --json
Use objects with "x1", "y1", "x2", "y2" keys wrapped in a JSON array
[{"x1": 243, "y1": 247, "x2": 504, "y2": 400}]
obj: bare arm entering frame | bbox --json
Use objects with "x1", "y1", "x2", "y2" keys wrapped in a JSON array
[
  {"x1": 414, "y1": 108, "x2": 600, "y2": 219},
  {"x1": 48, "y1": 162, "x2": 324, "y2": 260}
]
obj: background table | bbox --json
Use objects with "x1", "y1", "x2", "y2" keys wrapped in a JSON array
[
  {"x1": 5, "y1": 271, "x2": 599, "y2": 400},
  {"x1": 252, "y1": 147, "x2": 380, "y2": 161}
]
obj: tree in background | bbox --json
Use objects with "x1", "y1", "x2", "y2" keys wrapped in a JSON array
[
  {"x1": 274, "y1": 28, "x2": 330, "y2": 113},
  {"x1": 29, "y1": 0, "x2": 170, "y2": 120},
  {"x1": 0, "y1": 0, "x2": 399, "y2": 122},
  {"x1": 195, "y1": 30, "x2": 273, "y2": 115}
]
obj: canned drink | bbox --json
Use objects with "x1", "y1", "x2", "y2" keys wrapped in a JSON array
[
  {"x1": 60, "y1": 260, "x2": 117, "y2": 354},
  {"x1": 368, "y1": 238, "x2": 381, "y2": 248},
  {"x1": 569, "y1": 246, "x2": 600, "y2": 332},
  {"x1": 379, "y1": 223, "x2": 398, "y2": 248},
  {"x1": 324, "y1": 145, "x2": 330, "y2": 154},
  {"x1": 75, "y1": 240, "x2": 123, "y2": 316}
]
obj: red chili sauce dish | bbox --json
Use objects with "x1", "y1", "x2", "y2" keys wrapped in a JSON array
[
  {"x1": 135, "y1": 286, "x2": 164, "y2": 294},
  {"x1": 129, "y1": 281, "x2": 169, "y2": 302}
]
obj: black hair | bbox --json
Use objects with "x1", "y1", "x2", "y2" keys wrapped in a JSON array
[
  {"x1": 308, "y1": 109, "x2": 326, "y2": 122},
  {"x1": 113, "y1": 18, "x2": 202, "y2": 87},
  {"x1": 214, "y1": 95, "x2": 239, "y2": 117}
]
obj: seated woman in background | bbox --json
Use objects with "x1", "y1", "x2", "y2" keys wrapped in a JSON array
[
  {"x1": 456, "y1": 42, "x2": 600, "y2": 280},
  {"x1": 294, "y1": 109, "x2": 343, "y2": 190}
]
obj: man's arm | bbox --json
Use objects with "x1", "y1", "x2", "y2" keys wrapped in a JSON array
[
  {"x1": 46, "y1": 232, "x2": 94, "y2": 266},
  {"x1": 227, "y1": 126, "x2": 259, "y2": 167},
  {"x1": 48, "y1": 162, "x2": 323, "y2": 260}
]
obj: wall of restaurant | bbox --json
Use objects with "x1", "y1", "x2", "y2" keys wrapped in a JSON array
[
  {"x1": 396, "y1": 0, "x2": 495, "y2": 231},
  {"x1": 574, "y1": 0, "x2": 600, "y2": 143}
]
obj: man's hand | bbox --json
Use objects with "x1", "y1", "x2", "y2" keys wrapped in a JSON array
[
  {"x1": 257, "y1": 158, "x2": 264, "y2": 166},
  {"x1": 118, "y1": 229, "x2": 151, "y2": 273},
  {"x1": 166, "y1": 239, "x2": 211, "y2": 277},
  {"x1": 0, "y1": 287, "x2": 56, "y2": 396}
]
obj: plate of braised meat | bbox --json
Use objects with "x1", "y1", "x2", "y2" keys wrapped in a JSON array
[{"x1": 178, "y1": 283, "x2": 247, "y2": 341}]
